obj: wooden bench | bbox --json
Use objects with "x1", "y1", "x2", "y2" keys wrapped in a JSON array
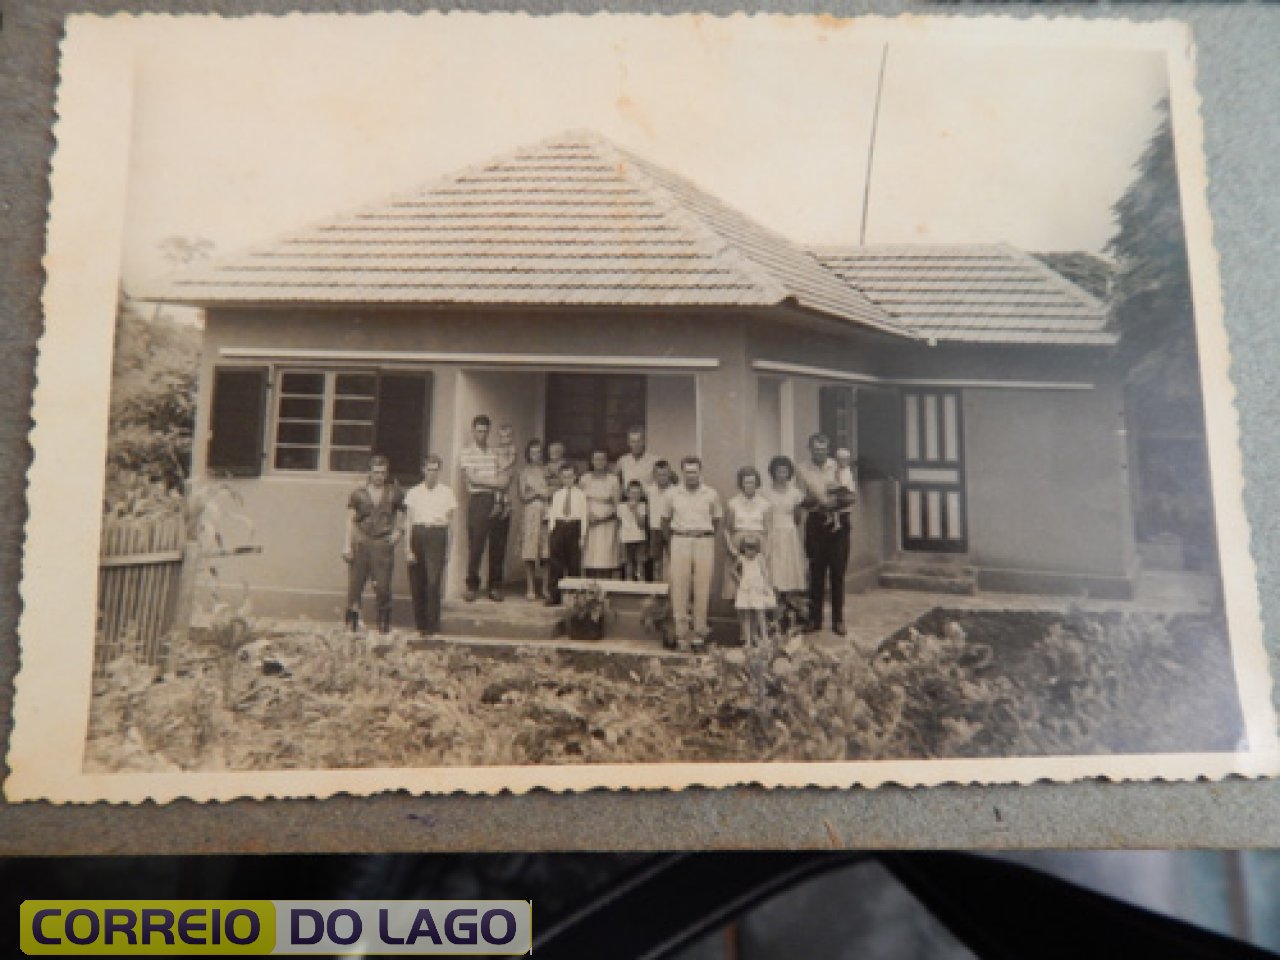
[{"x1": 557, "y1": 577, "x2": 669, "y2": 599}]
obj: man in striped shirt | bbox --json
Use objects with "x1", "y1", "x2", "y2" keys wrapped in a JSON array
[{"x1": 459, "y1": 414, "x2": 512, "y2": 602}]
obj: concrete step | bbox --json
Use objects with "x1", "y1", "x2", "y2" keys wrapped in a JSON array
[
  {"x1": 878, "y1": 572, "x2": 978, "y2": 596},
  {"x1": 441, "y1": 597, "x2": 563, "y2": 639},
  {"x1": 880, "y1": 561, "x2": 977, "y2": 579}
]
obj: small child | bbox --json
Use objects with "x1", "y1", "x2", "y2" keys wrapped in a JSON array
[
  {"x1": 827, "y1": 447, "x2": 858, "y2": 531},
  {"x1": 618, "y1": 480, "x2": 649, "y2": 581},
  {"x1": 734, "y1": 533, "x2": 776, "y2": 647},
  {"x1": 490, "y1": 423, "x2": 517, "y2": 520}
]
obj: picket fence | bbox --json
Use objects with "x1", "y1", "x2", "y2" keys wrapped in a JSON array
[{"x1": 95, "y1": 511, "x2": 186, "y2": 676}]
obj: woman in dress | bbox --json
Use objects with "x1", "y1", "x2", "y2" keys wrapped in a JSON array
[
  {"x1": 517, "y1": 438, "x2": 551, "y2": 600},
  {"x1": 722, "y1": 466, "x2": 773, "y2": 601},
  {"x1": 579, "y1": 448, "x2": 621, "y2": 578},
  {"x1": 763, "y1": 454, "x2": 807, "y2": 599}
]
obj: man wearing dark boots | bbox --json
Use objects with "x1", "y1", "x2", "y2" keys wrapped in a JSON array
[{"x1": 342, "y1": 453, "x2": 406, "y2": 633}]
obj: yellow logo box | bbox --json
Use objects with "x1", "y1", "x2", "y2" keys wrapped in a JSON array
[{"x1": 20, "y1": 901, "x2": 276, "y2": 956}]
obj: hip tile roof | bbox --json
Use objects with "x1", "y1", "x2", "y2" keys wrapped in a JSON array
[
  {"x1": 812, "y1": 244, "x2": 1116, "y2": 346},
  {"x1": 146, "y1": 130, "x2": 911, "y2": 339}
]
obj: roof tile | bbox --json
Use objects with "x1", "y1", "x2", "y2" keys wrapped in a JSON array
[{"x1": 813, "y1": 244, "x2": 1115, "y2": 346}]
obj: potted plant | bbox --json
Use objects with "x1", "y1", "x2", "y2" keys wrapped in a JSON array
[{"x1": 563, "y1": 582, "x2": 611, "y2": 641}]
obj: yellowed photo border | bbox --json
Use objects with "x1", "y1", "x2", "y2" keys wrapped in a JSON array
[{"x1": 10, "y1": 13, "x2": 1277, "y2": 803}]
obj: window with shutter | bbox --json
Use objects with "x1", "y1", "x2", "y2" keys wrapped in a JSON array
[{"x1": 207, "y1": 366, "x2": 269, "y2": 477}]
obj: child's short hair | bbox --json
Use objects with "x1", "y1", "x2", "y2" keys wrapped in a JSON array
[
  {"x1": 739, "y1": 533, "x2": 762, "y2": 551},
  {"x1": 625, "y1": 480, "x2": 646, "y2": 498}
]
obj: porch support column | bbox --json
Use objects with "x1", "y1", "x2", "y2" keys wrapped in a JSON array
[
  {"x1": 695, "y1": 322, "x2": 758, "y2": 509},
  {"x1": 779, "y1": 377, "x2": 796, "y2": 465}
]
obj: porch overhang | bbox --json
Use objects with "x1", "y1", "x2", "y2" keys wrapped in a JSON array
[{"x1": 218, "y1": 346, "x2": 721, "y2": 372}]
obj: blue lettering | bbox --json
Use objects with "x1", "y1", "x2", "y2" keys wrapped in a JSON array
[
  {"x1": 445, "y1": 909, "x2": 478, "y2": 945},
  {"x1": 104, "y1": 909, "x2": 137, "y2": 945},
  {"x1": 212, "y1": 908, "x2": 220, "y2": 945},
  {"x1": 32, "y1": 909, "x2": 61, "y2": 945},
  {"x1": 178, "y1": 909, "x2": 206, "y2": 944},
  {"x1": 141, "y1": 909, "x2": 175, "y2": 945},
  {"x1": 481, "y1": 909, "x2": 517, "y2": 945},
  {"x1": 65, "y1": 909, "x2": 99, "y2": 946},
  {"x1": 225, "y1": 909, "x2": 260, "y2": 946},
  {"x1": 291, "y1": 909, "x2": 325, "y2": 945},
  {"x1": 379, "y1": 909, "x2": 405, "y2": 945},
  {"x1": 406, "y1": 909, "x2": 442, "y2": 945},
  {"x1": 327, "y1": 909, "x2": 361, "y2": 946}
]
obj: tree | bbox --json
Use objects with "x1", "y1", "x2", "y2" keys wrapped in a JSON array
[
  {"x1": 1105, "y1": 100, "x2": 1216, "y2": 564},
  {"x1": 104, "y1": 238, "x2": 210, "y2": 504},
  {"x1": 1107, "y1": 100, "x2": 1198, "y2": 391},
  {"x1": 106, "y1": 290, "x2": 201, "y2": 497}
]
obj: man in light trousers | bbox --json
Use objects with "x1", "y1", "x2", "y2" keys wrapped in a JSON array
[{"x1": 662, "y1": 456, "x2": 723, "y2": 651}]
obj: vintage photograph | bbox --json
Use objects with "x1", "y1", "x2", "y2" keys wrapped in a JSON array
[{"x1": 11, "y1": 14, "x2": 1277, "y2": 800}]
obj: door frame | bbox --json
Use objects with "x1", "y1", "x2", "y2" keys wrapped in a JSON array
[{"x1": 900, "y1": 388, "x2": 969, "y2": 553}]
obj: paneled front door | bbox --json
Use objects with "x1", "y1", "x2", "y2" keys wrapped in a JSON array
[{"x1": 901, "y1": 390, "x2": 967, "y2": 552}]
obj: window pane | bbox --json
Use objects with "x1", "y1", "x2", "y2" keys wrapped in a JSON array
[
  {"x1": 924, "y1": 395, "x2": 939, "y2": 461},
  {"x1": 329, "y1": 448, "x2": 371, "y2": 473},
  {"x1": 281, "y1": 372, "x2": 324, "y2": 395},
  {"x1": 277, "y1": 421, "x2": 323, "y2": 445},
  {"x1": 331, "y1": 423, "x2": 375, "y2": 447},
  {"x1": 335, "y1": 373, "x2": 377, "y2": 397},
  {"x1": 279, "y1": 396, "x2": 324, "y2": 420},
  {"x1": 334, "y1": 397, "x2": 376, "y2": 422},
  {"x1": 904, "y1": 395, "x2": 920, "y2": 461},
  {"x1": 275, "y1": 446, "x2": 319, "y2": 470}
]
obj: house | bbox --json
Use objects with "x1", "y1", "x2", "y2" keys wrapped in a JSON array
[{"x1": 146, "y1": 130, "x2": 1133, "y2": 623}]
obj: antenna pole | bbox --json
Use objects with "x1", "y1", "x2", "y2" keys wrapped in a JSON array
[{"x1": 860, "y1": 43, "x2": 890, "y2": 246}]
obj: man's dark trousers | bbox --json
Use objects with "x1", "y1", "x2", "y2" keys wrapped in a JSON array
[
  {"x1": 466, "y1": 492, "x2": 510, "y2": 590},
  {"x1": 547, "y1": 520, "x2": 583, "y2": 604},
  {"x1": 348, "y1": 538, "x2": 395, "y2": 620},
  {"x1": 408, "y1": 525, "x2": 448, "y2": 632},
  {"x1": 805, "y1": 512, "x2": 850, "y2": 628}
]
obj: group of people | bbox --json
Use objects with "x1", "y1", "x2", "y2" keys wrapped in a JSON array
[{"x1": 341, "y1": 414, "x2": 858, "y2": 651}]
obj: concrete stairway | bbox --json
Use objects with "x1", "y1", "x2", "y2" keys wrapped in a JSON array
[
  {"x1": 878, "y1": 556, "x2": 978, "y2": 596},
  {"x1": 440, "y1": 597, "x2": 565, "y2": 639}
]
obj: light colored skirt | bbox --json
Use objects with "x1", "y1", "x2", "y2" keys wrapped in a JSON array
[
  {"x1": 519, "y1": 499, "x2": 548, "y2": 562},
  {"x1": 584, "y1": 517, "x2": 620, "y2": 570},
  {"x1": 767, "y1": 521, "x2": 807, "y2": 592}
]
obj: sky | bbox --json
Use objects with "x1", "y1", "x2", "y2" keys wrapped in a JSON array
[{"x1": 115, "y1": 15, "x2": 1171, "y2": 289}]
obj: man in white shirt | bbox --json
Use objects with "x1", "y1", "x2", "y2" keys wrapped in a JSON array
[
  {"x1": 404, "y1": 454, "x2": 457, "y2": 641},
  {"x1": 661, "y1": 456, "x2": 724, "y2": 650},
  {"x1": 616, "y1": 426, "x2": 658, "y2": 490},
  {"x1": 644, "y1": 459, "x2": 676, "y2": 582},
  {"x1": 545, "y1": 461, "x2": 588, "y2": 606}
]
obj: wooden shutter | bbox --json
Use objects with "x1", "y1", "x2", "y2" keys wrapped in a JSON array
[
  {"x1": 855, "y1": 387, "x2": 901, "y2": 481},
  {"x1": 374, "y1": 372, "x2": 431, "y2": 484},
  {"x1": 207, "y1": 366, "x2": 268, "y2": 477}
]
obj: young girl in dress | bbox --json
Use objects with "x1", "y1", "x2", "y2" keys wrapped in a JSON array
[
  {"x1": 618, "y1": 480, "x2": 649, "y2": 581},
  {"x1": 734, "y1": 533, "x2": 776, "y2": 648}
]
